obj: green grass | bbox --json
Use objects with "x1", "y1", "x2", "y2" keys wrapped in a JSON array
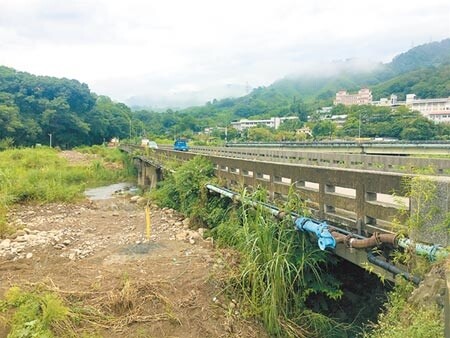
[
  {"x1": 0, "y1": 147, "x2": 134, "y2": 236},
  {"x1": 0, "y1": 286, "x2": 73, "y2": 338},
  {"x1": 363, "y1": 278, "x2": 444, "y2": 338},
  {"x1": 149, "y1": 157, "x2": 346, "y2": 337},
  {"x1": 220, "y1": 194, "x2": 345, "y2": 337}
]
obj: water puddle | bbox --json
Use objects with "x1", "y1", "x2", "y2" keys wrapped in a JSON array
[
  {"x1": 84, "y1": 182, "x2": 136, "y2": 200},
  {"x1": 121, "y1": 242, "x2": 164, "y2": 255}
]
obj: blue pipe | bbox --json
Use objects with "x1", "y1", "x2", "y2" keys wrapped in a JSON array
[
  {"x1": 207, "y1": 184, "x2": 336, "y2": 250},
  {"x1": 294, "y1": 217, "x2": 336, "y2": 250}
]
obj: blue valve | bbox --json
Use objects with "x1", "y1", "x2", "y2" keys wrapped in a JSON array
[{"x1": 294, "y1": 217, "x2": 336, "y2": 250}]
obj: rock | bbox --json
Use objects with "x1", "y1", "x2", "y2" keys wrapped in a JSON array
[
  {"x1": 0, "y1": 239, "x2": 11, "y2": 249},
  {"x1": 137, "y1": 197, "x2": 147, "y2": 205},
  {"x1": 112, "y1": 212, "x2": 120, "y2": 217},
  {"x1": 189, "y1": 238, "x2": 196, "y2": 245},
  {"x1": 182, "y1": 218, "x2": 190, "y2": 229},
  {"x1": 175, "y1": 231, "x2": 189, "y2": 241},
  {"x1": 26, "y1": 252, "x2": 33, "y2": 259},
  {"x1": 16, "y1": 236, "x2": 28, "y2": 243},
  {"x1": 188, "y1": 231, "x2": 201, "y2": 241},
  {"x1": 15, "y1": 229, "x2": 26, "y2": 237},
  {"x1": 63, "y1": 239, "x2": 71, "y2": 246},
  {"x1": 197, "y1": 228, "x2": 206, "y2": 237},
  {"x1": 130, "y1": 195, "x2": 140, "y2": 203},
  {"x1": 174, "y1": 221, "x2": 183, "y2": 227}
]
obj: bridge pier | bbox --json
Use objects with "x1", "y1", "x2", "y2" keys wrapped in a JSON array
[{"x1": 134, "y1": 157, "x2": 162, "y2": 189}]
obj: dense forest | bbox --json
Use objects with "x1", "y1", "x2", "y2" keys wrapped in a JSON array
[
  {"x1": 0, "y1": 39, "x2": 449, "y2": 147},
  {"x1": 0, "y1": 66, "x2": 134, "y2": 148}
]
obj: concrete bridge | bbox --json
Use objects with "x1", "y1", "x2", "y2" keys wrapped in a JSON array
[
  {"x1": 133, "y1": 145, "x2": 450, "y2": 245},
  {"x1": 125, "y1": 144, "x2": 450, "y2": 334}
]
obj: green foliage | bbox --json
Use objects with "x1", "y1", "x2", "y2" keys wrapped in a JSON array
[
  {"x1": 0, "y1": 67, "x2": 136, "y2": 147},
  {"x1": 2, "y1": 39, "x2": 450, "y2": 146},
  {"x1": 330, "y1": 104, "x2": 441, "y2": 140},
  {"x1": 0, "y1": 147, "x2": 133, "y2": 237},
  {"x1": 1, "y1": 286, "x2": 72, "y2": 338},
  {"x1": 149, "y1": 156, "x2": 216, "y2": 226},
  {"x1": 149, "y1": 157, "x2": 345, "y2": 336},
  {"x1": 222, "y1": 191, "x2": 344, "y2": 337},
  {"x1": 363, "y1": 279, "x2": 444, "y2": 338},
  {"x1": 0, "y1": 137, "x2": 14, "y2": 150}
]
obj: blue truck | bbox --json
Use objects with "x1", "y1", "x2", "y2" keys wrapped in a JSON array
[{"x1": 173, "y1": 139, "x2": 189, "y2": 151}]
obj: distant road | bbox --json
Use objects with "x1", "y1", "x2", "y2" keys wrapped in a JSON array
[{"x1": 224, "y1": 141, "x2": 450, "y2": 155}]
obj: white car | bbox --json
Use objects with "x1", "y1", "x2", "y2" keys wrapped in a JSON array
[{"x1": 147, "y1": 141, "x2": 158, "y2": 149}]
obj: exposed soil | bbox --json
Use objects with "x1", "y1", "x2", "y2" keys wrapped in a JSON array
[{"x1": 0, "y1": 153, "x2": 267, "y2": 337}]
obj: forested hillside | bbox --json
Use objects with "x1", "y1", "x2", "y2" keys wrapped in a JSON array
[
  {"x1": 175, "y1": 38, "x2": 450, "y2": 127},
  {"x1": 0, "y1": 66, "x2": 133, "y2": 148},
  {"x1": 372, "y1": 64, "x2": 450, "y2": 100},
  {"x1": 1, "y1": 39, "x2": 449, "y2": 146}
]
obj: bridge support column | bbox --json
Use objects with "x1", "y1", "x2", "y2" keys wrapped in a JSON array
[{"x1": 134, "y1": 158, "x2": 163, "y2": 190}]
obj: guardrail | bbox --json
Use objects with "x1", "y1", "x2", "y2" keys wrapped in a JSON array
[
  {"x1": 146, "y1": 147, "x2": 450, "y2": 247},
  {"x1": 158, "y1": 144, "x2": 450, "y2": 176}
]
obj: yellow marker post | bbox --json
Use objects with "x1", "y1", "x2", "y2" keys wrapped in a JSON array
[{"x1": 145, "y1": 205, "x2": 151, "y2": 240}]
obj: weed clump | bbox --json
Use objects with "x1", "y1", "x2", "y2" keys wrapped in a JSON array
[
  {"x1": 149, "y1": 157, "x2": 346, "y2": 336},
  {"x1": 363, "y1": 278, "x2": 444, "y2": 338},
  {"x1": 0, "y1": 286, "x2": 72, "y2": 337},
  {"x1": 0, "y1": 147, "x2": 134, "y2": 237}
]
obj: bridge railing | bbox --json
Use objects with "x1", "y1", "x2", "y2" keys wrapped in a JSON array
[
  {"x1": 157, "y1": 144, "x2": 450, "y2": 176},
  {"x1": 150, "y1": 148, "x2": 450, "y2": 247}
]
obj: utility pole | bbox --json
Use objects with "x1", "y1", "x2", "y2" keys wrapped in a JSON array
[
  {"x1": 48, "y1": 133, "x2": 52, "y2": 148},
  {"x1": 129, "y1": 118, "x2": 132, "y2": 140},
  {"x1": 358, "y1": 112, "x2": 361, "y2": 140}
]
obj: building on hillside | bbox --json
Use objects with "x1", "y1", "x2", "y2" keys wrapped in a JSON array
[
  {"x1": 334, "y1": 88, "x2": 373, "y2": 106},
  {"x1": 230, "y1": 116, "x2": 298, "y2": 131},
  {"x1": 316, "y1": 106, "x2": 333, "y2": 116},
  {"x1": 405, "y1": 94, "x2": 450, "y2": 122},
  {"x1": 334, "y1": 87, "x2": 450, "y2": 123},
  {"x1": 296, "y1": 126, "x2": 313, "y2": 138},
  {"x1": 372, "y1": 94, "x2": 405, "y2": 107}
]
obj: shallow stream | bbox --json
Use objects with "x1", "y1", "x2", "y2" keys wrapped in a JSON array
[{"x1": 84, "y1": 182, "x2": 135, "y2": 200}]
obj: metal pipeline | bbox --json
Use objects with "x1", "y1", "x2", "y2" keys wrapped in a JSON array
[
  {"x1": 294, "y1": 217, "x2": 336, "y2": 250},
  {"x1": 206, "y1": 184, "x2": 336, "y2": 250},
  {"x1": 205, "y1": 184, "x2": 449, "y2": 259},
  {"x1": 397, "y1": 238, "x2": 449, "y2": 261},
  {"x1": 367, "y1": 251, "x2": 421, "y2": 285}
]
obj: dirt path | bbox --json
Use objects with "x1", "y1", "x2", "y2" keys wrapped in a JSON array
[{"x1": 0, "y1": 193, "x2": 266, "y2": 337}]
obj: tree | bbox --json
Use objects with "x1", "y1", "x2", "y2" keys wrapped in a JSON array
[{"x1": 311, "y1": 120, "x2": 336, "y2": 139}]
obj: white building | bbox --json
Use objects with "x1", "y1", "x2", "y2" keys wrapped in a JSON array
[
  {"x1": 231, "y1": 116, "x2": 298, "y2": 131},
  {"x1": 336, "y1": 87, "x2": 450, "y2": 123},
  {"x1": 334, "y1": 88, "x2": 373, "y2": 106},
  {"x1": 405, "y1": 94, "x2": 450, "y2": 122}
]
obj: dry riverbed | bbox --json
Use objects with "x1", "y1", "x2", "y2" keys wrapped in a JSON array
[{"x1": 0, "y1": 192, "x2": 267, "y2": 337}]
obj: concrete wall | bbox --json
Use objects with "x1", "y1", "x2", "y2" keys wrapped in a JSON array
[
  {"x1": 182, "y1": 146, "x2": 450, "y2": 175},
  {"x1": 145, "y1": 149, "x2": 449, "y2": 246}
]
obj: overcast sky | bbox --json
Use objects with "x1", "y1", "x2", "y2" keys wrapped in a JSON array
[{"x1": 0, "y1": 0, "x2": 449, "y2": 108}]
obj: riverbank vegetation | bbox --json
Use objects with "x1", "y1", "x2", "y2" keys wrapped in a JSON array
[
  {"x1": 147, "y1": 157, "x2": 364, "y2": 336},
  {"x1": 148, "y1": 156, "x2": 446, "y2": 337},
  {"x1": 0, "y1": 146, "x2": 134, "y2": 237}
]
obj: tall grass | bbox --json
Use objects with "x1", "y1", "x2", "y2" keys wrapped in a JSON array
[
  {"x1": 0, "y1": 147, "x2": 134, "y2": 236},
  {"x1": 363, "y1": 278, "x2": 444, "y2": 338},
  {"x1": 227, "y1": 196, "x2": 344, "y2": 337},
  {"x1": 0, "y1": 286, "x2": 73, "y2": 338},
  {"x1": 150, "y1": 157, "x2": 346, "y2": 336}
]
